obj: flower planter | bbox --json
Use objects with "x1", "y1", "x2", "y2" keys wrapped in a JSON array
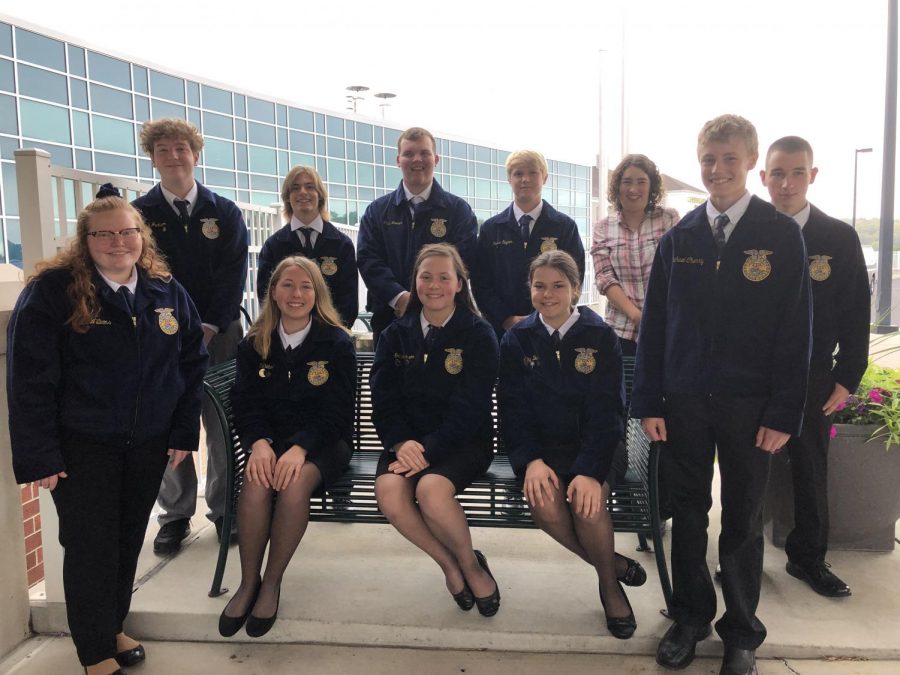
[{"x1": 764, "y1": 424, "x2": 900, "y2": 551}]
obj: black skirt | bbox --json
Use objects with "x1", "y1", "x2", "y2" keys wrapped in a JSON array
[{"x1": 376, "y1": 441, "x2": 493, "y2": 494}]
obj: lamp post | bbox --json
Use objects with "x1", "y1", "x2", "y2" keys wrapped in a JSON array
[
  {"x1": 852, "y1": 147, "x2": 873, "y2": 230},
  {"x1": 345, "y1": 85, "x2": 369, "y2": 114},
  {"x1": 374, "y1": 92, "x2": 397, "y2": 119}
]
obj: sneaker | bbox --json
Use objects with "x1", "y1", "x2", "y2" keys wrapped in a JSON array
[
  {"x1": 786, "y1": 560, "x2": 851, "y2": 597},
  {"x1": 153, "y1": 518, "x2": 191, "y2": 555}
]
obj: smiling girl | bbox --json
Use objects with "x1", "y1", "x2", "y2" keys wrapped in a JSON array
[
  {"x1": 220, "y1": 256, "x2": 355, "y2": 638},
  {"x1": 371, "y1": 243, "x2": 502, "y2": 617}
]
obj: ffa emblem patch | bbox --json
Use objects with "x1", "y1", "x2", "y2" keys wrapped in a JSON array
[
  {"x1": 574, "y1": 348, "x2": 598, "y2": 374},
  {"x1": 430, "y1": 219, "x2": 448, "y2": 238},
  {"x1": 444, "y1": 348, "x2": 463, "y2": 375},
  {"x1": 809, "y1": 255, "x2": 832, "y2": 282},
  {"x1": 742, "y1": 250, "x2": 772, "y2": 282},
  {"x1": 201, "y1": 218, "x2": 220, "y2": 239},
  {"x1": 155, "y1": 308, "x2": 178, "y2": 335},
  {"x1": 258, "y1": 363, "x2": 273, "y2": 378},
  {"x1": 320, "y1": 256, "x2": 338, "y2": 276},
  {"x1": 540, "y1": 237, "x2": 559, "y2": 253},
  {"x1": 307, "y1": 361, "x2": 329, "y2": 386}
]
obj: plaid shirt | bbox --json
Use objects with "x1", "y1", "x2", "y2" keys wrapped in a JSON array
[{"x1": 590, "y1": 206, "x2": 679, "y2": 341}]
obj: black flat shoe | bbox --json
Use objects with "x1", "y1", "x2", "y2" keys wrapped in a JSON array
[
  {"x1": 599, "y1": 580, "x2": 636, "y2": 639},
  {"x1": 114, "y1": 643, "x2": 145, "y2": 667},
  {"x1": 451, "y1": 581, "x2": 475, "y2": 611},
  {"x1": 472, "y1": 550, "x2": 501, "y2": 617},
  {"x1": 218, "y1": 580, "x2": 261, "y2": 637},
  {"x1": 616, "y1": 553, "x2": 647, "y2": 587},
  {"x1": 245, "y1": 586, "x2": 281, "y2": 638}
]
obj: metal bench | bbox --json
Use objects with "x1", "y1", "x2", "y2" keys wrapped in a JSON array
[{"x1": 203, "y1": 353, "x2": 673, "y2": 614}]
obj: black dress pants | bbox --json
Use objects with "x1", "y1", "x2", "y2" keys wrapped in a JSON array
[
  {"x1": 51, "y1": 436, "x2": 170, "y2": 666},
  {"x1": 664, "y1": 394, "x2": 772, "y2": 650},
  {"x1": 784, "y1": 367, "x2": 834, "y2": 568}
]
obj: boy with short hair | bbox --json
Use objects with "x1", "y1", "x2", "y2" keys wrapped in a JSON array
[
  {"x1": 472, "y1": 149, "x2": 585, "y2": 337},
  {"x1": 133, "y1": 117, "x2": 249, "y2": 554},
  {"x1": 761, "y1": 135, "x2": 869, "y2": 598},
  {"x1": 632, "y1": 115, "x2": 811, "y2": 675}
]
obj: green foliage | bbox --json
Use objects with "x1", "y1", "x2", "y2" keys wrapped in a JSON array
[{"x1": 833, "y1": 360, "x2": 900, "y2": 449}]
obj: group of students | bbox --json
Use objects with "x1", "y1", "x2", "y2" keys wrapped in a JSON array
[{"x1": 5, "y1": 112, "x2": 869, "y2": 675}]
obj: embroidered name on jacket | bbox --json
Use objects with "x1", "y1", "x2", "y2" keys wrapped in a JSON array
[{"x1": 674, "y1": 256, "x2": 704, "y2": 265}]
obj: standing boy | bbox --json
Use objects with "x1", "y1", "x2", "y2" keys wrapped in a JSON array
[
  {"x1": 632, "y1": 115, "x2": 811, "y2": 675},
  {"x1": 357, "y1": 127, "x2": 477, "y2": 344},
  {"x1": 471, "y1": 150, "x2": 584, "y2": 337},
  {"x1": 133, "y1": 118, "x2": 249, "y2": 554},
  {"x1": 761, "y1": 136, "x2": 870, "y2": 597}
]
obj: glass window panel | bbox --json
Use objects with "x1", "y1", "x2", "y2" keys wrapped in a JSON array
[
  {"x1": 356, "y1": 142, "x2": 373, "y2": 163},
  {"x1": 249, "y1": 146, "x2": 275, "y2": 174},
  {"x1": 18, "y1": 64, "x2": 67, "y2": 104},
  {"x1": 247, "y1": 97, "x2": 274, "y2": 123},
  {"x1": 186, "y1": 80, "x2": 200, "y2": 106},
  {"x1": 150, "y1": 70, "x2": 184, "y2": 102},
  {"x1": 69, "y1": 78, "x2": 87, "y2": 109},
  {"x1": 95, "y1": 152, "x2": 134, "y2": 176},
  {"x1": 326, "y1": 115, "x2": 343, "y2": 138},
  {"x1": 327, "y1": 137, "x2": 345, "y2": 158},
  {"x1": 346, "y1": 141, "x2": 356, "y2": 160},
  {"x1": 475, "y1": 162, "x2": 491, "y2": 179},
  {"x1": 372, "y1": 126, "x2": 383, "y2": 146},
  {"x1": 250, "y1": 191, "x2": 276, "y2": 207},
  {"x1": 188, "y1": 107, "x2": 200, "y2": 128},
  {"x1": 0, "y1": 59, "x2": 12, "y2": 92},
  {"x1": 90, "y1": 83, "x2": 132, "y2": 117},
  {"x1": 345, "y1": 120, "x2": 357, "y2": 139},
  {"x1": 343, "y1": 162, "x2": 355, "y2": 185},
  {"x1": 0, "y1": 95, "x2": 15, "y2": 134},
  {"x1": 235, "y1": 119, "x2": 246, "y2": 142},
  {"x1": 72, "y1": 110, "x2": 90, "y2": 146},
  {"x1": 348, "y1": 202, "x2": 361, "y2": 226},
  {"x1": 277, "y1": 127, "x2": 287, "y2": 149},
  {"x1": 205, "y1": 168, "x2": 235, "y2": 188},
  {"x1": 278, "y1": 150, "x2": 289, "y2": 174},
  {"x1": 356, "y1": 122, "x2": 373, "y2": 143},
  {"x1": 375, "y1": 167, "x2": 384, "y2": 188},
  {"x1": 498, "y1": 183, "x2": 512, "y2": 201},
  {"x1": 327, "y1": 159, "x2": 346, "y2": 183},
  {"x1": 203, "y1": 111, "x2": 232, "y2": 139},
  {"x1": 329, "y1": 183, "x2": 346, "y2": 198},
  {"x1": 237, "y1": 172, "x2": 249, "y2": 189},
  {"x1": 290, "y1": 152, "x2": 314, "y2": 168},
  {"x1": 276, "y1": 103, "x2": 287, "y2": 127},
  {"x1": 449, "y1": 141, "x2": 466, "y2": 159},
  {"x1": 451, "y1": 175, "x2": 468, "y2": 196},
  {"x1": 204, "y1": 138, "x2": 235, "y2": 169},
  {"x1": 2, "y1": 162, "x2": 18, "y2": 214},
  {"x1": 316, "y1": 155, "x2": 326, "y2": 176},
  {"x1": 92, "y1": 115, "x2": 135, "y2": 154},
  {"x1": 151, "y1": 99, "x2": 185, "y2": 120},
  {"x1": 1, "y1": 135, "x2": 19, "y2": 160},
  {"x1": 359, "y1": 187, "x2": 375, "y2": 202},
  {"x1": 289, "y1": 107, "x2": 313, "y2": 130},
  {"x1": 237, "y1": 190, "x2": 249, "y2": 203},
  {"x1": 383, "y1": 128, "x2": 401, "y2": 150},
  {"x1": 132, "y1": 65, "x2": 148, "y2": 94},
  {"x1": 234, "y1": 94, "x2": 246, "y2": 117},
  {"x1": 330, "y1": 199, "x2": 348, "y2": 225},
  {"x1": 75, "y1": 148, "x2": 92, "y2": 170},
  {"x1": 475, "y1": 145, "x2": 491, "y2": 163},
  {"x1": 475, "y1": 180, "x2": 491, "y2": 199},
  {"x1": 0, "y1": 23, "x2": 11, "y2": 57},
  {"x1": 135, "y1": 95, "x2": 150, "y2": 122},
  {"x1": 66, "y1": 45, "x2": 86, "y2": 77},
  {"x1": 557, "y1": 189, "x2": 571, "y2": 207},
  {"x1": 87, "y1": 51, "x2": 130, "y2": 89},
  {"x1": 289, "y1": 130, "x2": 314, "y2": 153},
  {"x1": 385, "y1": 166, "x2": 401, "y2": 186},
  {"x1": 575, "y1": 191, "x2": 588, "y2": 208},
  {"x1": 248, "y1": 122, "x2": 275, "y2": 146},
  {"x1": 16, "y1": 28, "x2": 65, "y2": 70},
  {"x1": 25, "y1": 141, "x2": 71, "y2": 167},
  {"x1": 236, "y1": 145, "x2": 248, "y2": 171},
  {"x1": 475, "y1": 198, "x2": 493, "y2": 212},
  {"x1": 202, "y1": 84, "x2": 231, "y2": 114},
  {"x1": 375, "y1": 146, "x2": 386, "y2": 166},
  {"x1": 450, "y1": 158, "x2": 467, "y2": 175},
  {"x1": 314, "y1": 113, "x2": 325, "y2": 134},
  {"x1": 251, "y1": 175, "x2": 277, "y2": 192},
  {"x1": 20, "y1": 99, "x2": 69, "y2": 143},
  {"x1": 559, "y1": 162, "x2": 572, "y2": 176}
]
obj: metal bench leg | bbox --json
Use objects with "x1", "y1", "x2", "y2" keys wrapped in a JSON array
[
  {"x1": 636, "y1": 533, "x2": 651, "y2": 552},
  {"x1": 208, "y1": 511, "x2": 233, "y2": 597}
]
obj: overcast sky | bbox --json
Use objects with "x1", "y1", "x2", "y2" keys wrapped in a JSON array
[{"x1": 4, "y1": 1, "x2": 896, "y2": 219}]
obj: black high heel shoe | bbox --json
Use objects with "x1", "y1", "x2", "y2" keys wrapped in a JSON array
[
  {"x1": 114, "y1": 643, "x2": 145, "y2": 667},
  {"x1": 616, "y1": 553, "x2": 647, "y2": 587},
  {"x1": 599, "y1": 579, "x2": 636, "y2": 639},
  {"x1": 245, "y1": 585, "x2": 281, "y2": 638},
  {"x1": 218, "y1": 579, "x2": 261, "y2": 637},
  {"x1": 451, "y1": 581, "x2": 475, "y2": 610},
  {"x1": 473, "y1": 550, "x2": 501, "y2": 617}
]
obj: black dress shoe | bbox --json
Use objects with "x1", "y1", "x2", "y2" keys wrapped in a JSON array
[
  {"x1": 214, "y1": 517, "x2": 239, "y2": 545},
  {"x1": 786, "y1": 560, "x2": 851, "y2": 597},
  {"x1": 451, "y1": 581, "x2": 475, "y2": 611},
  {"x1": 598, "y1": 580, "x2": 636, "y2": 639},
  {"x1": 246, "y1": 586, "x2": 281, "y2": 638},
  {"x1": 719, "y1": 645, "x2": 757, "y2": 675},
  {"x1": 616, "y1": 553, "x2": 647, "y2": 587},
  {"x1": 656, "y1": 621, "x2": 712, "y2": 670},
  {"x1": 153, "y1": 518, "x2": 191, "y2": 555},
  {"x1": 219, "y1": 581, "x2": 261, "y2": 637},
  {"x1": 472, "y1": 550, "x2": 501, "y2": 617},
  {"x1": 114, "y1": 643, "x2": 145, "y2": 667}
]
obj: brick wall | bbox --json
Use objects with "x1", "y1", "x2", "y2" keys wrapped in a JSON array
[{"x1": 20, "y1": 483, "x2": 43, "y2": 587}]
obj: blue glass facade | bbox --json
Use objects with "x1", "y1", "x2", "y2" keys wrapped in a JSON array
[{"x1": 0, "y1": 19, "x2": 593, "y2": 267}]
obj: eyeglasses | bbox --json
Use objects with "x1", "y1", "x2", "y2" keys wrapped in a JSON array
[{"x1": 87, "y1": 228, "x2": 142, "y2": 241}]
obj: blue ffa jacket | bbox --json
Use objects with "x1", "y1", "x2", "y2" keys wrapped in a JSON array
[
  {"x1": 498, "y1": 307, "x2": 624, "y2": 483},
  {"x1": 133, "y1": 183, "x2": 249, "y2": 331},
  {"x1": 803, "y1": 204, "x2": 870, "y2": 390},
  {"x1": 7, "y1": 267, "x2": 208, "y2": 484},
  {"x1": 631, "y1": 196, "x2": 812, "y2": 435},
  {"x1": 257, "y1": 222, "x2": 359, "y2": 329},
  {"x1": 473, "y1": 201, "x2": 585, "y2": 335},
  {"x1": 370, "y1": 308, "x2": 498, "y2": 463},
  {"x1": 231, "y1": 319, "x2": 356, "y2": 455},
  {"x1": 357, "y1": 181, "x2": 477, "y2": 314}
]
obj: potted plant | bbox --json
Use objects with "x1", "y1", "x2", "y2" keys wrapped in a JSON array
[{"x1": 765, "y1": 361, "x2": 900, "y2": 551}]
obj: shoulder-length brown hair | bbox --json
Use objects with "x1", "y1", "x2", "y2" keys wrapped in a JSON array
[
  {"x1": 29, "y1": 196, "x2": 170, "y2": 333},
  {"x1": 247, "y1": 255, "x2": 350, "y2": 359},
  {"x1": 405, "y1": 243, "x2": 481, "y2": 318},
  {"x1": 608, "y1": 154, "x2": 665, "y2": 214}
]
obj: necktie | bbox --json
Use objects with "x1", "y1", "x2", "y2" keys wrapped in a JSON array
[
  {"x1": 117, "y1": 286, "x2": 135, "y2": 324},
  {"x1": 299, "y1": 227, "x2": 313, "y2": 255},
  {"x1": 423, "y1": 324, "x2": 440, "y2": 363},
  {"x1": 174, "y1": 199, "x2": 191, "y2": 234},
  {"x1": 551, "y1": 329, "x2": 561, "y2": 363},
  {"x1": 713, "y1": 214, "x2": 729, "y2": 256},
  {"x1": 519, "y1": 214, "x2": 532, "y2": 241},
  {"x1": 411, "y1": 199, "x2": 426, "y2": 221}
]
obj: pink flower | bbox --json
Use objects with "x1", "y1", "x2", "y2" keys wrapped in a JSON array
[
  {"x1": 869, "y1": 389, "x2": 884, "y2": 404},
  {"x1": 834, "y1": 400, "x2": 847, "y2": 412},
  {"x1": 829, "y1": 426, "x2": 838, "y2": 439}
]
